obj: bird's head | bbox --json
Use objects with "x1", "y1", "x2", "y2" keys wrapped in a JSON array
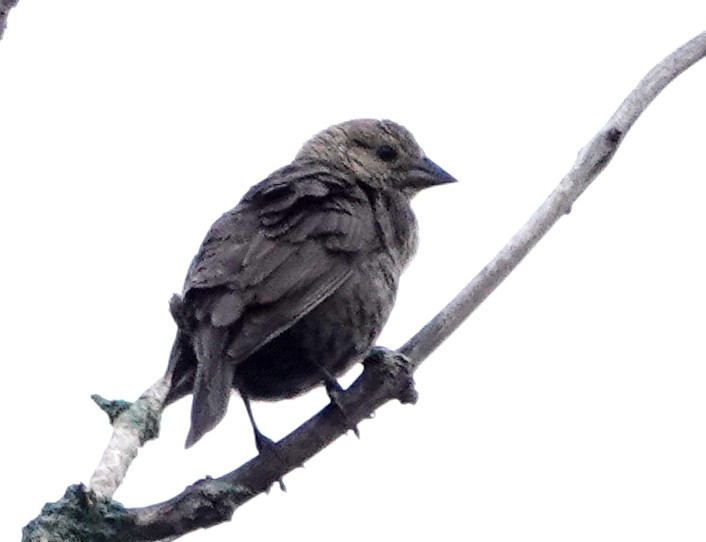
[{"x1": 295, "y1": 119, "x2": 457, "y2": 197}]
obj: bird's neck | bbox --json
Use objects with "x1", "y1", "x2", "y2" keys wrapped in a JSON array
[{"x1": 375, "y1": 190, "x2": 419, "y2": 270}]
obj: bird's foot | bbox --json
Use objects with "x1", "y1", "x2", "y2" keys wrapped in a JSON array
[
  {"x1": 252, "y1": 429, "x2": 287, "y2": 492},
  {"x1": 323, "y1": 376, "x2": 360, "y2": 438},
  {"x1": 364, "y1": 346, "x2": 418, "y2": 405},
  {"x1": 242, "y1": 394, "x2": 287, "y2": 491},
  {"x1": 252, "y1": 428, "x2": 277, "y2": 456}
]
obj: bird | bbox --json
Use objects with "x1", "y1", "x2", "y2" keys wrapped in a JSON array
[{"x1": 164, "y1": 118, "x2": 456, "y2": 450}]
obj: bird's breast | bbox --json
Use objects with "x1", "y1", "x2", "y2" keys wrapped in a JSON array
[{"x1": 233, "y1": 251, "x2": 401, "y2": 400}]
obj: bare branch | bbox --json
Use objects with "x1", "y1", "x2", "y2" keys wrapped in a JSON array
[
  {"x1": 400, "y1": 30, "x2": 706, "y2": 367},
  {"x1": 22, "y1": 29, "x2": 706, "y2": 542},
  {"x1": 88, "y1": 378, "x2": 170, "y2": 500},
  {"x1": 24, "y1": 350, "x2": 415, "y2": 542},
  {"x1": 123, "y1": 350, "x2": 415, "y2": 541},
  {"x1": 0, "y1": 0, "x2": 19, "y2": 40}
]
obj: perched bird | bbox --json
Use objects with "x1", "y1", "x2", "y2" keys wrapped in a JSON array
[{"x1": 165, "y1": 119, "x2": 456, "y2": 449}]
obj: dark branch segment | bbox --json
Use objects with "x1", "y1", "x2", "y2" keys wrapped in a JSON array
[{"x1": 23, "y1": 349, "x2": 416, "y2": 542}]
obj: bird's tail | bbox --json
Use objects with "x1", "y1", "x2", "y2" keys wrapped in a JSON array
[
  {"x1": 164, "y1": 330, "x2": 197, "y2": 406},
  {"x1": 164, "y1": 294, "x2": 197, "y2": 406},
  {"x1": 164, "y1": 293, "x2": 235, "y2": 447},
  {"x1": 185, "y1": 325, "x2": 235, "y2": 448}
]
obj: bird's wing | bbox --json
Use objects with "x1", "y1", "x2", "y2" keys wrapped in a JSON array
[{"x1": 182, "y1": 164, "x2": 378, "y2": 362}]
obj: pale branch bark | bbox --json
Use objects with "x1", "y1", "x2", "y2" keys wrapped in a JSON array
[
  {"x1": 22, "y1": 29, "x2": 706, "y2": 542},
  {"x1": 402, "y1": 30, "x2": 706, "y2": 367},
  {"x1": 0, "y1": 0, "x2": 19, "y2": 40},
  {"x1": 88, "y1": 378, "x2": 170, "y2": 500}
]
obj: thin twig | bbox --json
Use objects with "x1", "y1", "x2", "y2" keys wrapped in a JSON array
[
  {"x1": 88, "y1": 378, "x2": 170, "y2": 499},
  {"x1": 401, "y1": 30, "x2": 706, "y2": 366}
]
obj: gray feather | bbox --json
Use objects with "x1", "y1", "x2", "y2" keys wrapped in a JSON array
[{"x1": 163, "y1": 118, "x2": 456, "y2": 448}]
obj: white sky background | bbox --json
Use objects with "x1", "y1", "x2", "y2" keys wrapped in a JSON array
[{"x1": 2, "y1": 2, "x2": 706, "y2": 541}]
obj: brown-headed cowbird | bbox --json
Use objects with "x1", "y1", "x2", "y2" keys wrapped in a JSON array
[{"x1": 165, "y1": 119, "x2": 456, "y2": 449}]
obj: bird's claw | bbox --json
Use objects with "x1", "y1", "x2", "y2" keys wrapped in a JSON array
[
  {"x1": 243, "y1": 395, "x2": 287, "y2": 491},
  {"x1": 252, "y1": 430, "x2": 287, "y2": 492},
  {"x1": 324, "y1": 380, "x2": 360, "y2": 438}
]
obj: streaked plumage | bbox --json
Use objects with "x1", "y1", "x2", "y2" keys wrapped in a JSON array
[{"x1": 164, "y1": 119, "x2": 456, "y2": 448}]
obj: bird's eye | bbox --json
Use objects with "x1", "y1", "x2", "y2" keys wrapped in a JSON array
[{"x1": 376, "y1": 144, "x2": 399, "y2": 162}]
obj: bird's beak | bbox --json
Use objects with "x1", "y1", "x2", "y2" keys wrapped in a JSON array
[{"x1": 406, "y1": 156, "x2": 458, "y2": 190}]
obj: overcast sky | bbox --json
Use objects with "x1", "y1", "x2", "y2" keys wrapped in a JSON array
[{"x1": 2, "y1": 2, "x2": 706, "y2": 541}]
